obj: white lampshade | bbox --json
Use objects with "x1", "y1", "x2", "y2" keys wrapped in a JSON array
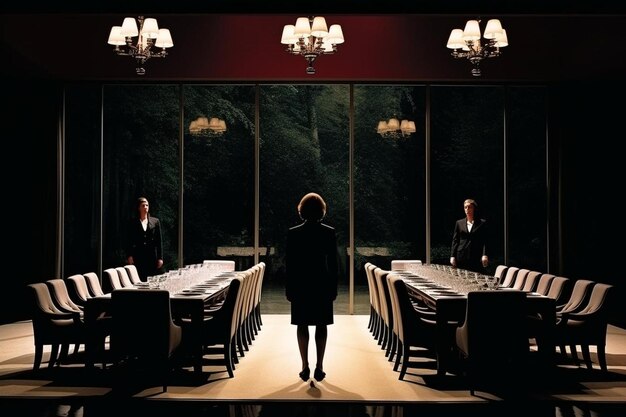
[
  {"x1": 483, "y1": 19, "x2": 503, "y2": 39},
  {"x1": 326, "y1": 24, "x2": 345, "y2": 44},
  {"x1": 387, "y1": 118, "x2": 400, "y2": 131},
  {"x1": 310, "y1": 17, "x2": 328, "y2": 37},
  {"x1": 217, "y1": 120, "x2": 227, "y2": 131},
  {"x1": 281, "y1": 25, "x2": 297, "y2": 44},
  {"x1": 321, "y1": 40, "x2": 334, "y2": 52},
  {"x1": 107, "y1": 26, "x2": 125, "y2": 45},
  {"x1": 155, "y1": 28, "x2": 173, "y2": 48},
  {"x1": 294, "y1": 17, "x2": 311, "y2": 37},
  {"x1": 120, "y1": 17, "x2": 139, "y2": 37},
  {"x1": 377, "y1": 121, "x2": 388, "y2": 134},
  {"x1": 405, "y1": 121, "x2": 417, "y2": 133},
  {"x1": 446, "y1": 29, "x2": 464, "y2": 49},
  {"x1": 495, "y1": 29, "x2": 509, "y2": 47},
  {"x1": 462, "y1": 20, "x2": 481, "y2": 41},
  {"x1": 141, "y1": 18, "x2": 159, "y2": 38}
]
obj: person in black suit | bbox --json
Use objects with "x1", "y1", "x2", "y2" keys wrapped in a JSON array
[
  {"x1": 450, "y1": 198, "x2": 489, "y2": 274},
  {"x1": 126, "y1": 197, "x2": 164, "y2": 281},
  {"x1": 286, "y1": 192, "x2": 339, "y2": 383}
]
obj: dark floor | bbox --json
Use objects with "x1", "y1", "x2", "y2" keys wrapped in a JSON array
[{"x1": 1, "y1": 398, "x2": 624, "y2": 417}]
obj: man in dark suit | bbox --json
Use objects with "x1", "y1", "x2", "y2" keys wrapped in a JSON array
[
  {"x1": 126, "y1": 197, "x2": 163, "y2": 281},
  {"x1": 450, "y1": 198, "x2": 489, "y2": 273}
]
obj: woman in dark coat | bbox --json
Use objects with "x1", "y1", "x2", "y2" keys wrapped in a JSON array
[{"x1": 286, "y1": 192, "x2": 339, "y2": 383}]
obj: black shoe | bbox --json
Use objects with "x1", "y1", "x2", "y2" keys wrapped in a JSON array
[
  {"x1": 299, "y1": 367, "x2": 310, "y2": 381},
  {"x1": 314, "y1": 367, "x2": 326, "y2": 382}
]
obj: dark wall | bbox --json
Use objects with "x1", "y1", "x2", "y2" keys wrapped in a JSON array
[
  {"x1": 3, "y1": 78, "x2": 58, "y2": 324},
  {"x1": 557, "y1": 81, "x2": 625, "y2": 328}
]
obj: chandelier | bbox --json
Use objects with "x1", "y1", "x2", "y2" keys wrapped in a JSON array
[
  {"x1": 107, "y1": 16, "x2": 174, "y2": 75},
  {"x1": 280, "y1": 16, "x2": 345, "y2": 75},
  {"x1": 377, "y1": 118, "x2": 416, "y2": 139},
  {"x1": 189, "y1": 117, "x2": 227, "y2": 137},
  {"x1": 446, "y1": 19, "x2": 508, "y2": 77}
]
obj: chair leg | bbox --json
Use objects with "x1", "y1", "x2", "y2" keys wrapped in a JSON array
[
  {"x1": 569, "y1": 344, "x2": 579, "y2": 366},
  {"x1": 393, "y1": 340, "x2": 403, "y2": 372},
  {"x1": 49, "y1": 344, "x2": 60, "y2": 368},
  {"x1": 580, "y1": 345, "x2": 593, "y2": 370},
  {"x1": 597, "y1": 344, "x2": 608, "y2": 371},
  {"x1": 33, "y1": 345, "x2": 43, "y2": 370}
]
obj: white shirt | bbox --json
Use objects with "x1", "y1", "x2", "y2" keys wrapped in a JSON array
[{"x1": 141, "y1": 218, "x2": 148, "y2": 231}]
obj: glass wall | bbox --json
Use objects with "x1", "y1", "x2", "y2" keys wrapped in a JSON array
[
  {"x1": 182, "y1": 85, "x2": 256, "y2": 267},
  {"x1": 102, "y1": 85, "x2": 181, "y2": 273},
  {"x1": 62, "y1": 82, "x2": 548, "y2": 314},
  {"x1": 259, "y1": 85, "x2": 350, "y2": 313},
  {"x1": 430, "y1": 86, "x2": 505, "y2": 275},
  {"x1": 353, "y1": 85, "x2": 427, "y2": 313}
]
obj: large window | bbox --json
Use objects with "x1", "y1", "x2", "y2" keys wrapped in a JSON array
[{"x1": 62, "y1": 82, "x2": 548, "y2": 314}]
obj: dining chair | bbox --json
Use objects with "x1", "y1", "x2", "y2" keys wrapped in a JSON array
[
  {"x1": 110, "y1": 289, "x2": 183, "y2": 392},
  {"x1": 124, "y1": 264, "x2": 143, "y2": 285},
  {"x1": 535, "y1": 274, "x2": 555, "y2": 296},
  {"x1": 365, "y1": 263, "x2": 382, "y2": 340},
  {"x1": 181, "y1": 276, "x2": 243, "y2": 378},
  {"x1": 493, "y1": 264, "x2": 508, "y2": 283},
  {"x1": 103, "y1": 268, "x2": 123, "y2": 293},
  {"x1": 387, "y1": 274, "x2": 438, "y2": 380},
  {"x1": 390, "y1": 259, "x2": 422, "y2": 271},
  {"x1": 557, "y1": 279, "x2": 595, "y2": 316},
  {"x1": 521, "y1": 270, "x2": 542, "y2": 293},
  {"x1": 455, "y1": 290, "x2": 529, "y2": 395},
  {"x1": 27, "y1": 283, "x2": 84, "y2": 370},
  {"x1": 499, "y1": 266, "x2": 519, "y2": 288},
  {"x1": 115, "y1": 266, "x2": 134, "y2": 288},
  {"x1": 554, "y1": 283, "x2": 613, "y2": 371},
  {"x1": 83, "y1": 272, "x2": 106, "y2": 296},
  {"x1": 374, "y1": 268, "x2": 393, "y2": 356},
  {"x1": 511, "y1": 268, "x2": 530, "y2": 290},
  {"x1": 66, "y1": 274, "x2": 93, "y2": 306},
  {"x1": 46, "y1": 279, "x2": 84, "y2": 317}
]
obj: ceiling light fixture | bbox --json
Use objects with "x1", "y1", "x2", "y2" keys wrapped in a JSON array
[
  {"x1": 280, "y1": 16, "x2": 345, "y2": 75},
  {"x1": 107, "y1": 16, "x2": 173, "y2": 76},
  {"x1": 377, "y1": 118, "x2": 416, "y2": 139},
  {"x1": 446, "y1": 18, "x2": 508, "y2": 77}
]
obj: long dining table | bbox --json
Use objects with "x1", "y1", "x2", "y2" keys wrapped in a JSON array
[
  {"x1": 84, "y1": 269, "x2": 233, "y2": 376},
  {"x1": 392, "y1": 265, "x2": 556, "y2": 377}
]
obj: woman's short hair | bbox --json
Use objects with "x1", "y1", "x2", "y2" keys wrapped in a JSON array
[
  {"x1": 137, "y1": 197, "x2": 149, "y2": 207},
  {"x1": 298, "y1": 192, "x2": 327, "y2": 221}
]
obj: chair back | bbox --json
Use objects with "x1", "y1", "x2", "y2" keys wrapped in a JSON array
[
  {"x1": 546, "y1": 276, "x2": 569, "y2": 303},
  {"x1": 559, "y1": 279, "x2": 595, "y2": 314},
  {"x1": 27, "y1": 283, "x2": 83, "y2": 369},
  {"x1": 511, "y1": 268, "x2": 530, "y2": 290},
  {"x1": 67, "y1": 274, "x2": 92, "y2": 306},
  {"x1": 494, "y1": 264, "x2": 508, "y2": 282},
  {"x1": 391, "y1": 260, "x2": 422, "y2": 271},
  {"x1": 83, "y1": 272, "x2": 106, "y2": 296},
  {"x1": 124, "y1": 264, "x2": 142, "y2": 284},
  {"x1": 203, "y1": 260, "x2": 236, "y2": 272},
  {"x1": 104, "y1": 268, "x2": 123, "y2": 293},
  {"x1": 457, "y1": 290, "x2": 528, "y2": 363},
  {"x1": 499, "y1": 266, "x2": 519, "y2": 288},
  {"x1": 115, "y1": 267, "x2": 134, "y2": 287},
  {"x1": 46, "y1": 279, "x2": 84, "y2": 314},
  {"x1": 110, "y1": 288, "x2": 182, "y2": 392},
  {"x1": 535, "y1": 274, "x2": 555, "y2": 296},
  {"x1": 521, "y1": 270, "x2": 542, "y2": 292}
]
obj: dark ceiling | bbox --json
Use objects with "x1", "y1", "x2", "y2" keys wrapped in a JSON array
[{"x1": 2, "y1": 3, "x2": 625, "y2": 82}]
